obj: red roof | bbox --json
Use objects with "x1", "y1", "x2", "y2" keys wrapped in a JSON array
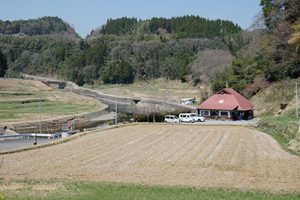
[{"x1": 198, "y1": 88, "x2": 254, "y2": 111}]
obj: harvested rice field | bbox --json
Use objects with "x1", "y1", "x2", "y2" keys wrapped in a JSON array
[{"x1": 1, "y1": 124, "x2": 300, "y2": 192}]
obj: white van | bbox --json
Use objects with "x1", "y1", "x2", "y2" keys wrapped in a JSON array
[
  {"x1": 179, "y1": 113, "x2": 194, "y2": 123},
  {"x1": 164, "y1": 115, "x2": 179, "y2": 123}
]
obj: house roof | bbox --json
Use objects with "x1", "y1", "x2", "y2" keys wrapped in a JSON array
[{"x1": 198, "y1": 88, "x2": 254, "y2": 111}]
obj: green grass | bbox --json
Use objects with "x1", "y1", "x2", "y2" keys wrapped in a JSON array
[
  {"x1": 0, "y1": 101, "x2": 97, "y2": 120},
  {"x1": 257, "y1": 115, "x2": 300, "y2": 156},
  {"x1": 1, "y1": 180, "x2": 300, "y2": 200}
]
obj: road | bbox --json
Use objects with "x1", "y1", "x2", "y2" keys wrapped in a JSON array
[{"x1": 0, "y1": 138, "x2": 58, "y2": 152}]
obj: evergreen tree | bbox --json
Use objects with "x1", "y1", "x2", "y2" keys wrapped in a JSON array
[{"x1": 0, "y1": 49, "x2": 8, "y2": 77}]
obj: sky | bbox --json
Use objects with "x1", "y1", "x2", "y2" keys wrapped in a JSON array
[{"x1": 0, "y1": 0, "x2": 262, "y2": 38}]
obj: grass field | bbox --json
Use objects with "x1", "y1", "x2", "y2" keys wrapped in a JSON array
[
  {"x1": 0, "y1": 101, "x2": 98, "y2": 121},
  {"x1": 88, "y1": 78, "x2": 203, "y2": 103},
  {"x1": 1, "y1": 180, "x2": 300, "y2": 200}
]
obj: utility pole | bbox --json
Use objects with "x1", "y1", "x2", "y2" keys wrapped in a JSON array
[
  {"x1": 226, "y1": 81, "x2": 229, "y2": 88},
  {"x1": 115, "y1": 95, "x2": 118, "y2": 125},
  {"x1": 34, "y1": 95, "x2": 41, "y2": 145},
  {"x1": 115, "y1": 80, "x2": 118, "y2": 125},
  {"x1": 39, "y1": 95, "x2": 42, "y2": 137}
]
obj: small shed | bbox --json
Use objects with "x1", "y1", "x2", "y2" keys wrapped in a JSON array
[{"x1": 197, "y1": 88, "x2": 254, "y2": 120}]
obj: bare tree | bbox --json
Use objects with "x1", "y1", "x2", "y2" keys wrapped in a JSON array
[{"x1": 191, "y1": 49, "x2": 232, "y2": 83}]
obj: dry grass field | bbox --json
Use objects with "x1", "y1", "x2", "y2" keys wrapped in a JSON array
[
  {"x1": 89, "y1": 78, "x2": 203, "y2": 103},
  {"x1": 1, "y1": 124, "x2": 300, "y2": 192}
]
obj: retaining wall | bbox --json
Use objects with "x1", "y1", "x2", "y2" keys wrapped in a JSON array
[
  {"x1": 5, "y1": 107, "x2": 112, "y2": 133},
  {"x1": 74, "y1": 88, "x2": 193, "y2": 115}
]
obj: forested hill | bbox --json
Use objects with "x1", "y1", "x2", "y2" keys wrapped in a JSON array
[
  {"x1": 91, "y1": 16, "x2": 241, "y2": 39},
  {"x1": 0, "y1": 15, "x2": 245, "y2": 86},
  {"x1": 1, "y1": 2, "x2": 299, "y2": 100},
  {"x1": 0, "y1": 17, "x2": 79, "y2": 38}
]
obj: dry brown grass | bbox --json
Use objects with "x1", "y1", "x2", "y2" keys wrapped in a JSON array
[{"x1": 89, "y1": 78, "x2": 202, "y2": 103}]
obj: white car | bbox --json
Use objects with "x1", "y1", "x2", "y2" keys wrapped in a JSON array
[
  {"x1": 164, "y1": 115, "x2": 179, "y2": 123},
  {"x1": 179, "y1": 113, "x2": 194, "y2": 123},
  {"x1": 191, "y1": 113, "x2": 205, "y2": 122}
]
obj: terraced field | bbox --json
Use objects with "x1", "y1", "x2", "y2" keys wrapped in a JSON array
[
  {"x1": 0, "y1": 78, "x2": 103, "y2": 123},
  {"x1": 1, "y1": 124, "x2": 300, "y2": 191}
]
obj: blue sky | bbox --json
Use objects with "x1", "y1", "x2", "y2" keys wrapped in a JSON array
[{"x1": 0, "y1": 0, "x2": 261, "y2": 37}]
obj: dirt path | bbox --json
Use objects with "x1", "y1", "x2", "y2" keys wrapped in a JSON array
[{"x1": 1, "y1": 124, "x2": 300, "y2": 191}]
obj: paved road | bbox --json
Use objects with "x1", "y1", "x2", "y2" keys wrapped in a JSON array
[{"x1": 0, "y1": 138, "x2": 58, "y2": 152}]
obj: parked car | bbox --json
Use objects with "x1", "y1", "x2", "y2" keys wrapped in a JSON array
[
  {"x1": 191, "y1": 113, "x2": 205, "y2": 122},
  {"x1": 179, "y1": 113, "x2": 194, "y2": 123},
  {"x1": 164, "y1": 115, "x2": 179, "y2": 123}
]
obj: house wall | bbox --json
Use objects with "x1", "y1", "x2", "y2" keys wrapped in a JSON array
[{"x1": 197, "y1": 109, "x2": 254, "y2": 120}]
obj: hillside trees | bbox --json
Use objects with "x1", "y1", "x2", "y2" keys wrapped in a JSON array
[
  {"x1": 0, "y1": 17, "x2": 78, "y2": 37},
  {"x1": 100, "y1": 17, "x2": 138, "y2": 35},
  {"x1": 0, "y1": 49, "x2": 8, "y2": 77},
  {"x1": 148, "y1": 16, "x2": 241, "y2": 39},
  {"x1": 64, "y1": 40, "x2": 108, "y2": 85},
  {"x1": 102, "y1": 59, "x2": 134, "y2": 84},
  {"x1": 0, "y1": 16, "x2": 245, "y2": 86},
  {"x1": 212, "y1": 0, "x2": 300, "y2": 95},
  {"x1": 261, "y1": 0, "x2": 300, "y2": 81},
  {"x1": 0, "y1": 35, "x2": 78, "y2": 77}
]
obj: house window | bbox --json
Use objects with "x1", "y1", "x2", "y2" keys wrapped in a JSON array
[
  {"x1": 200, "y1": 110, "x2": 209, "y2": 116},
  {"x1": 211, "y1": 110, "x2": 219, "y2": 116},
  {"x1": 220, "y1": 111, "x2": 229, "y2": 117}
]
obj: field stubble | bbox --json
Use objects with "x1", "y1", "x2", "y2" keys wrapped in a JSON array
[{"x1": 0, "y1": 124, "x2": 300, "y2": 192}]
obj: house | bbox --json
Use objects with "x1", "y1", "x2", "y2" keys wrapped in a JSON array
[{"x1": 197, "y1": 88, "x2": 254, "y2": 120}]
